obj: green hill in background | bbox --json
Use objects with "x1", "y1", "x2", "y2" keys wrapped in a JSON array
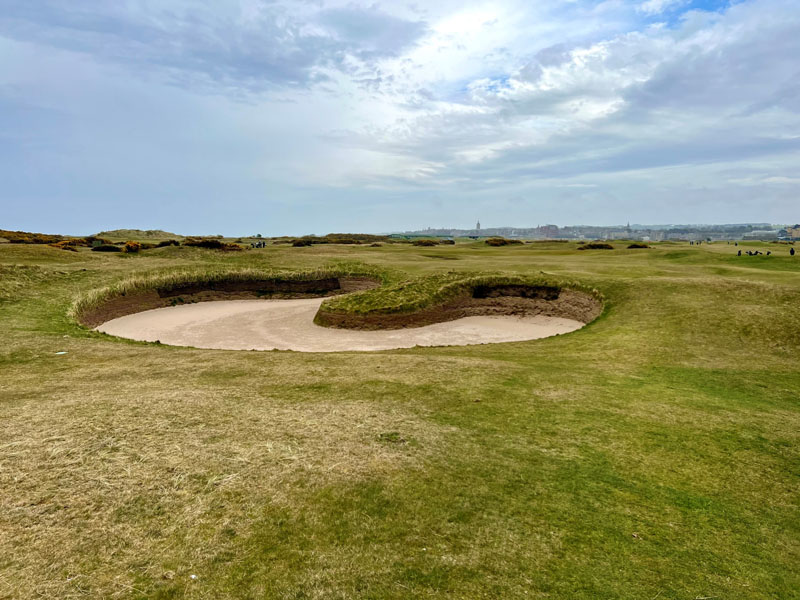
[{"x1": 94, "y1": 229, "x2": 183, "y2": 240}]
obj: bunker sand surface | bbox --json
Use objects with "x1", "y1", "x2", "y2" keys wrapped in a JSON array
[{"x1": 96, "y1": 298, "x2": 585, "y2": 352}]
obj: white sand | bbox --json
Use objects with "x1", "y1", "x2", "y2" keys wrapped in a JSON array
[{"x1": 96, "y1": 298, "x2": 584, "y2": 352}]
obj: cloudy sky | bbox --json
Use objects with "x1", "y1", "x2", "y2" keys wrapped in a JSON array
[{"x1": 2, "y1": 0, "x2": 798, "y2": 235}]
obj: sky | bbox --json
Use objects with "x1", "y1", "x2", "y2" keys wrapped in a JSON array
[{"x1": 1, "y1": 0, "x2": 799, "y2": 235}]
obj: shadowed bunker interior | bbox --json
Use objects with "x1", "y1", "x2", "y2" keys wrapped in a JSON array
[{"x1": 1, "y1": 239, "x2": 798, "y2": 599}]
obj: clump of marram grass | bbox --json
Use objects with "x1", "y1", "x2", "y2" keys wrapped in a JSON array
[
  {"x1": 68, "y1": 263, "x2": 390, "y2": 324},
  {"x1": 319, "y1": 271, "x2": 604, "y2": 317}
]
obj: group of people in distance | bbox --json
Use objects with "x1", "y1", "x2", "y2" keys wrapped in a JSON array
[
  {"x1": 725, "y1": 240, "x2": 795, "y2": 257},
  {"x1": 250, "y1": 241, "x2": 267, "y2": 248},
  {"x1": 736, "y1": 247, "x2": 795, "y2": 256}
]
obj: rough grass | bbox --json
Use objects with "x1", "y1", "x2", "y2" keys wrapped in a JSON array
[
  {"x1": 1, "y1": 240, "x2": 799, "y2": 599},
  {"x1": 0, "y1": 265, "x2": 51, "y2": 301}
]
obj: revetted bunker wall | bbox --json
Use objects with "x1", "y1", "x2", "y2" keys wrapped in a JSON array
[{"x1": 77, "y1": 276, "x2": 378, "y2": 328}]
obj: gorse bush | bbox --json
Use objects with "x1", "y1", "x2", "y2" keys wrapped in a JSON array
[
  {"x1": 42, "y1": 236, "x2": 111, "y2": 249},
  {"x1": 183, "y1": 238, "x2": 225, "y2": 249},
  {"x1": 91, "y1": 244, "x2": 122, "y2": 252},
  {"x1": 84, "y1": 236, "x2": 111, "y2": 246},
  {"x1": 485, "y1": 238, "x2": 523, "y2": 246},
  {"x1": 1, "y1": 229, "x2": 63, "y2": 244},
  {"x1": 627, "y1": 243, "x2": 650, "y2": 249},
  {"x1": 48, "y1": 241, "x2": 79, "y2": 252},
  {"x1": 412, "y1": 239, "x2": 439, "y2": 247},
  {"x1": 156, "y1": 240, "x2": 181, "y2": 248},
  {"x1": 124, "y1": 241, "x2": 142, "y2": 253},
  {"x1": 277, "y1": 233, "x2": 392, "y2": 245},
  {"x1": 182, "y1": 238, "x2": 242, "y2": 251},
  {"x1": 578, "y1": 242, "x2": 614, "y2": 250}
]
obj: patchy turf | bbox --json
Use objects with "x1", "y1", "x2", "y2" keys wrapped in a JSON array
[{"x1": 1, "y1": 239, "x2": 799, "y2": 599}]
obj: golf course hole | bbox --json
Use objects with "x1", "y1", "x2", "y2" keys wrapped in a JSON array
[{"x1": 84, "y1": 277, "x2": 602, "y2": 352}]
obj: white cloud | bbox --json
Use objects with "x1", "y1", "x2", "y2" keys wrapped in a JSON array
[{"x1": 637, "y1": 0, "x2": 687, "y2": 16}]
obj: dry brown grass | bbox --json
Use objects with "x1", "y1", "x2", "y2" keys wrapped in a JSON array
[{"x1": 0, "y1": 342, "x2": 499, "y2": 598}]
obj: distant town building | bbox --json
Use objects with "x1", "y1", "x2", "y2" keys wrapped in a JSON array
[
  {"x1": 392, "y1": 222, "x2": 780, "y2": 241},
  {"x1": 538, "y1": 224, "x2": 559, "y2": 238},
  {"x1": 784, "y1": 224, "x2": 800, "y2": 239},
  {"x1": 743, "y1": 229, "x2": 781, "y2": 240}
]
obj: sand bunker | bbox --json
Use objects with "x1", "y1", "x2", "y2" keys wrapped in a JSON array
[{"x1": 96, "y1": 297, "x2": 585, "y2": 352}]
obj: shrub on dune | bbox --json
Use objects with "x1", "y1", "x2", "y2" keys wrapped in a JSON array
[
  {"x1": 485, "y1": 238, "x2": 522, "y2": 246},
  {"x1": 578, "y1": 242, "x2": 614, "y2": 250}
]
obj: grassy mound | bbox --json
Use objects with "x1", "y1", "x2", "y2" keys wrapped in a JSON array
[{"x1": 317, "y1": 272, "x2": 602, "y2": 318}]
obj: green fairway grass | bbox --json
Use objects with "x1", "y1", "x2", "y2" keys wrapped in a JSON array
[{"x1": 1, "y1": 240, "x2": 798, "y2": 599}]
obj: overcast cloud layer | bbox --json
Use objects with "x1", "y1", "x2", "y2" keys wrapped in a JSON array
[{"x1": 2, "y1": 0, "x2": 798, "y2": 235}]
